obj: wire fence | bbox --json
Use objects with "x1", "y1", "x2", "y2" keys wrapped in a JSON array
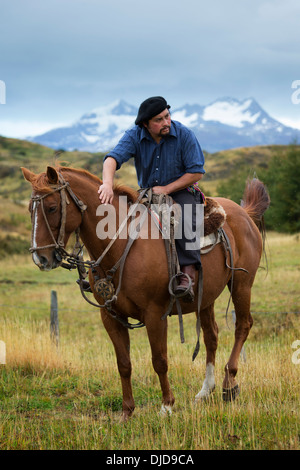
[
  {"x1": 0, "y1": 300, "x2": 299, "y2": 317},
  {"x1": 0, "y1": 288, "x2": 299, "y2": 363}
]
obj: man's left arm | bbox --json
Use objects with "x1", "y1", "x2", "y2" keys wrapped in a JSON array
[{"x1": 152, "y1": 172, "x2": 203, "y2": 195}]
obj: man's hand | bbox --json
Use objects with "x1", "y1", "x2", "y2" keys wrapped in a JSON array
[
  {"x1": 99, "y1": 157, "x2": 117, "y2": 204},
  {"x1": 98, "y1": 182, "x2": 114, "y2": 204},
  {"x1": 152, "y1": 185, "x2": 168, "y2": 195},
  {"x1": 152, "y1": 173, "x2": 203, "y2": 196}
]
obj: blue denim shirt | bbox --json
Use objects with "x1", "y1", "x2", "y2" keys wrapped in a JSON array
[{"x1": 105, "y1": 120, "x2": 205, "y2": 188}]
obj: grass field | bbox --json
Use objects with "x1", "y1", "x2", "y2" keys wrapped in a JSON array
[{"x1": 0, "y1": 232, "x2": 299, "y2": 450}]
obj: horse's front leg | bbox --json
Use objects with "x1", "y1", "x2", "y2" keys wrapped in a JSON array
[
  {"x1": 144, "y1": 308, "x2": 175, "y2": 416},
  {"x1": 100, "y1": 308, "x2": 135, "y2": 420}
]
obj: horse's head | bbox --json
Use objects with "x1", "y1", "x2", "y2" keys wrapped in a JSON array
[{"x1": 22, "y1": 166, "x2": 85, "y2": 271}]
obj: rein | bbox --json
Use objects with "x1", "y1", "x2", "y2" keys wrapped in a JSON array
[
  {"x1": 75, "y1": 187, "x2": 149, "y2": 329},
  {"x1": 29, "y1": 174, "x2": 148, "y2": 329}
]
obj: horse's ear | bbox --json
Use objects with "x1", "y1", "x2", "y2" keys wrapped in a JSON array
[
  {"x1": 46, "y1": 166, "x2": 59, "y2": 184},
  {"x1": 21, "y1": 167, "x2": 36, "y2": 183}
]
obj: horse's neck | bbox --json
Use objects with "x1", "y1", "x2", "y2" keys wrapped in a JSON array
[
  {"x1": 62, "y1": 170, "x2": 102, "y2": 260},
  {"x1": 77, "y1": 185, "x2": 130, "y2": 266},
  {"x1": 63, "y1": 170, "x2": 141, "y2": 266}
]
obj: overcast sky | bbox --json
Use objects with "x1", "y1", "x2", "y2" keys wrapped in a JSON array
[{"x1": 0, "y1": 0, "x2": 299, "y2": 138}]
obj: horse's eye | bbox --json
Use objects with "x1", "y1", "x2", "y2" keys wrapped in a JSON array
[{"x1": 48, "y1": 206, "x2": 57, "y2": 214}]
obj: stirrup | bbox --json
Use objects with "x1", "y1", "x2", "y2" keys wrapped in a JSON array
[
  {"x1": 169, "y1": 272, "x2": 194, "y2": 302},
  {"x1": 175, "y1": 285, "x2": 195, "y2": 303}
]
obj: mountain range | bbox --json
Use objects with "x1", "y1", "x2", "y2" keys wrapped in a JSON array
[{"x1": 29, "y1": 97, "x2": 300, "y2": 153}]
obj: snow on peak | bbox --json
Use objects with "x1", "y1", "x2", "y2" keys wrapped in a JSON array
[
  {"x1": 171, "y1": 110, "x2": 199, "y2": 127},
  {"x1": 81, "y1": 99, "x2": 136, "y2": 119},
  {"x1": 202, "y1": 98, "x2": 261, "y2": 128},
  {"x1": 79, "y1": 100, "x2": 136, "y2": 135}
]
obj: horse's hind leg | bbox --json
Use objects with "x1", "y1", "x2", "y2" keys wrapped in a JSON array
[
  {"x1": 195, "y1": 303, "x2": 218, "y2": 401},
  {"x1": 223, "y1": 282, "x2": 253, "y2": 401},
  {"x1": 100, "y1": 309, "x2": 135, "y2": 420},
  {"x1": 145, "y1": 310, "x2": 175, "y2": 415}
]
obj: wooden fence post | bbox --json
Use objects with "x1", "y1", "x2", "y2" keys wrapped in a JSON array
[{"x1": 50, "y1": 290, "x2": 59, "y2": 348}]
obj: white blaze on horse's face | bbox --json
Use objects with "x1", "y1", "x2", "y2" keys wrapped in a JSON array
[
  {"x1": 31, "y1": 195, "x2": 57, "y2": 271},
  {"x1": 32, "y1": 200, "x2": 38, "y2": 246},
  {"x1": 32, "y1": 199, "x2": 43, "y2": 268}
]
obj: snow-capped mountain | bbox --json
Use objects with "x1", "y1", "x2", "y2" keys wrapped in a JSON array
[
  {"x1": 29, "y1": 97, "x2": 300, "y2": 153},
  {"x1": 30, "y1": 100, "x2": 137, "y2": 153}
]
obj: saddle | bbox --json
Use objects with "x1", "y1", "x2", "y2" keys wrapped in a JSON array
[{"x1": 144, "y1": 191, "x2": 226, "y2": 250}]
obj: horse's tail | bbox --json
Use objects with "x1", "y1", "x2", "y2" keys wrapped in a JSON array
[
  {"x1": 241, "y1": 177, "x2": 270, "y2": 230},
  {"x1": 241, "y1": 178, "x2": 270, "y2": 266}
]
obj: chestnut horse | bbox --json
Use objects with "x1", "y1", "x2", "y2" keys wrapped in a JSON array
[{"x1": 21, "y1": 165, "x2": 270, "y2": 419}]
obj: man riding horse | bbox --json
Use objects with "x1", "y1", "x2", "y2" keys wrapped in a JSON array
[{"x1": 98, "y1": 96, "x2": 206, "y2": 302}]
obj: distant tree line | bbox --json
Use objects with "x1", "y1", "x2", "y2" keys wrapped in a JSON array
[{"x1": 217, "y1": 143, "x2": 300, "y2": 233}]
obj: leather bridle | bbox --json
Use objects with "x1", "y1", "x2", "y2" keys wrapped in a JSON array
[
  {"x1": 28, "y1": 172, "x2": 147, "y2": 329},
  {"x1": 29, "y1": 173, "x2": 87, "y2": 261}
]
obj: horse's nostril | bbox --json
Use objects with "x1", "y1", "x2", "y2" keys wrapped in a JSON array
[
  {"x1": 32, "y1": 252, "x2": 51, "y2": 270},
  {"x1": 40, "y1": 255, "x2": 49, "y2": 266}
]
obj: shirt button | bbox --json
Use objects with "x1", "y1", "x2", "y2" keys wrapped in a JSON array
[{"x1": 157, "y1": 155, "x2": 159, "y2": 158}]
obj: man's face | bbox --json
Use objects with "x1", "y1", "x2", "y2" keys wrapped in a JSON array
[{"x1": 144, "y1": 108, "x2": 171, "y2": 141}]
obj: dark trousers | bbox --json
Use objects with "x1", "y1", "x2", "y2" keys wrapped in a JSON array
[{"x1": 170, "y1": 189, "x2": 203, "y2": 269}]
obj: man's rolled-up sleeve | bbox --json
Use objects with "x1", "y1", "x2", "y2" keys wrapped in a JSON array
[
  {"x1": 181, "y1": 130, "x2": 205, "y2": 174},
  {"x1": 104, "y1": 129, "x2": 137, "y2": 170}
]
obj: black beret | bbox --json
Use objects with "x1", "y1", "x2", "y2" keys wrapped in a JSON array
[{"x1": 135, "y1": 96, "x2": 171, "y2": 126}]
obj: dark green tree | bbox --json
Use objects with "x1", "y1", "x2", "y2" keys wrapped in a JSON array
[
  {"x1": 217, "y1": 144, "x2": 300, "y2": 233},
  {"x1": 262, "y1": 144, "x2": 300, "y2": 233}
]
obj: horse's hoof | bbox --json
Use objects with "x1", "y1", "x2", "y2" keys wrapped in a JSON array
[
  {"x1": 195, "y1": 385, "x2": 215, "y2": 402},
  {"x1": 159, "y1": 404, "x2": 172, "y2": 417},
  {"x1": 222, "y1": 384, "x2": 240, "y2": 402},
  {"x1": 121, "y1": 411, "x2": 133, "y2": 422}
]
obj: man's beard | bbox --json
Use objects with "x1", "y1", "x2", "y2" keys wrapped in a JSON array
[{"x1": 159, "y1": 126, "x2": 171, "y2": 136}]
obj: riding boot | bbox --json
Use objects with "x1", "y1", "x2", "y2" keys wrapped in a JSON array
[
  {"x1": 174, "y1": 265, "x2": 196, "y2": 303},
  {"x1": 76, "y1": 279, "x2": 92, "y2": 292}
]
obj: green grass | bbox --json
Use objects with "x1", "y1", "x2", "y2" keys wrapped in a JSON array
[{"x1": 0, "y1": 233, "x2": 299, "y2": 450}]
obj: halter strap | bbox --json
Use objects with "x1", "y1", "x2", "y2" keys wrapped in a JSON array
[{"x1": 29, "y1": 174, "x2": 86, "y2": 256}]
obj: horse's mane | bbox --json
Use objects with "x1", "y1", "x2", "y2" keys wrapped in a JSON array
[
  {"x1": 30, "y1": 165, "x2": 139, "y2": 203},
  {"x1": 112, "y1": 183, "x2": 139, "y2": 203},
  {"x1": 30, "y1": 172, "x2": 53, "y2": 193}
]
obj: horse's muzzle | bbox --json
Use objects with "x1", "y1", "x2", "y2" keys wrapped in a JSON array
[{"x1": 32, "y1": 249, "x2": 62, "y2": 271}]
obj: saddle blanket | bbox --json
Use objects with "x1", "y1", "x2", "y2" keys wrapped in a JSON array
[
  {"x1": 200, "y1": 230, "x2": 221, "y2": 251},
  {"x1": 148, "y1": 195, "x2": 225, "y2": 252}
]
